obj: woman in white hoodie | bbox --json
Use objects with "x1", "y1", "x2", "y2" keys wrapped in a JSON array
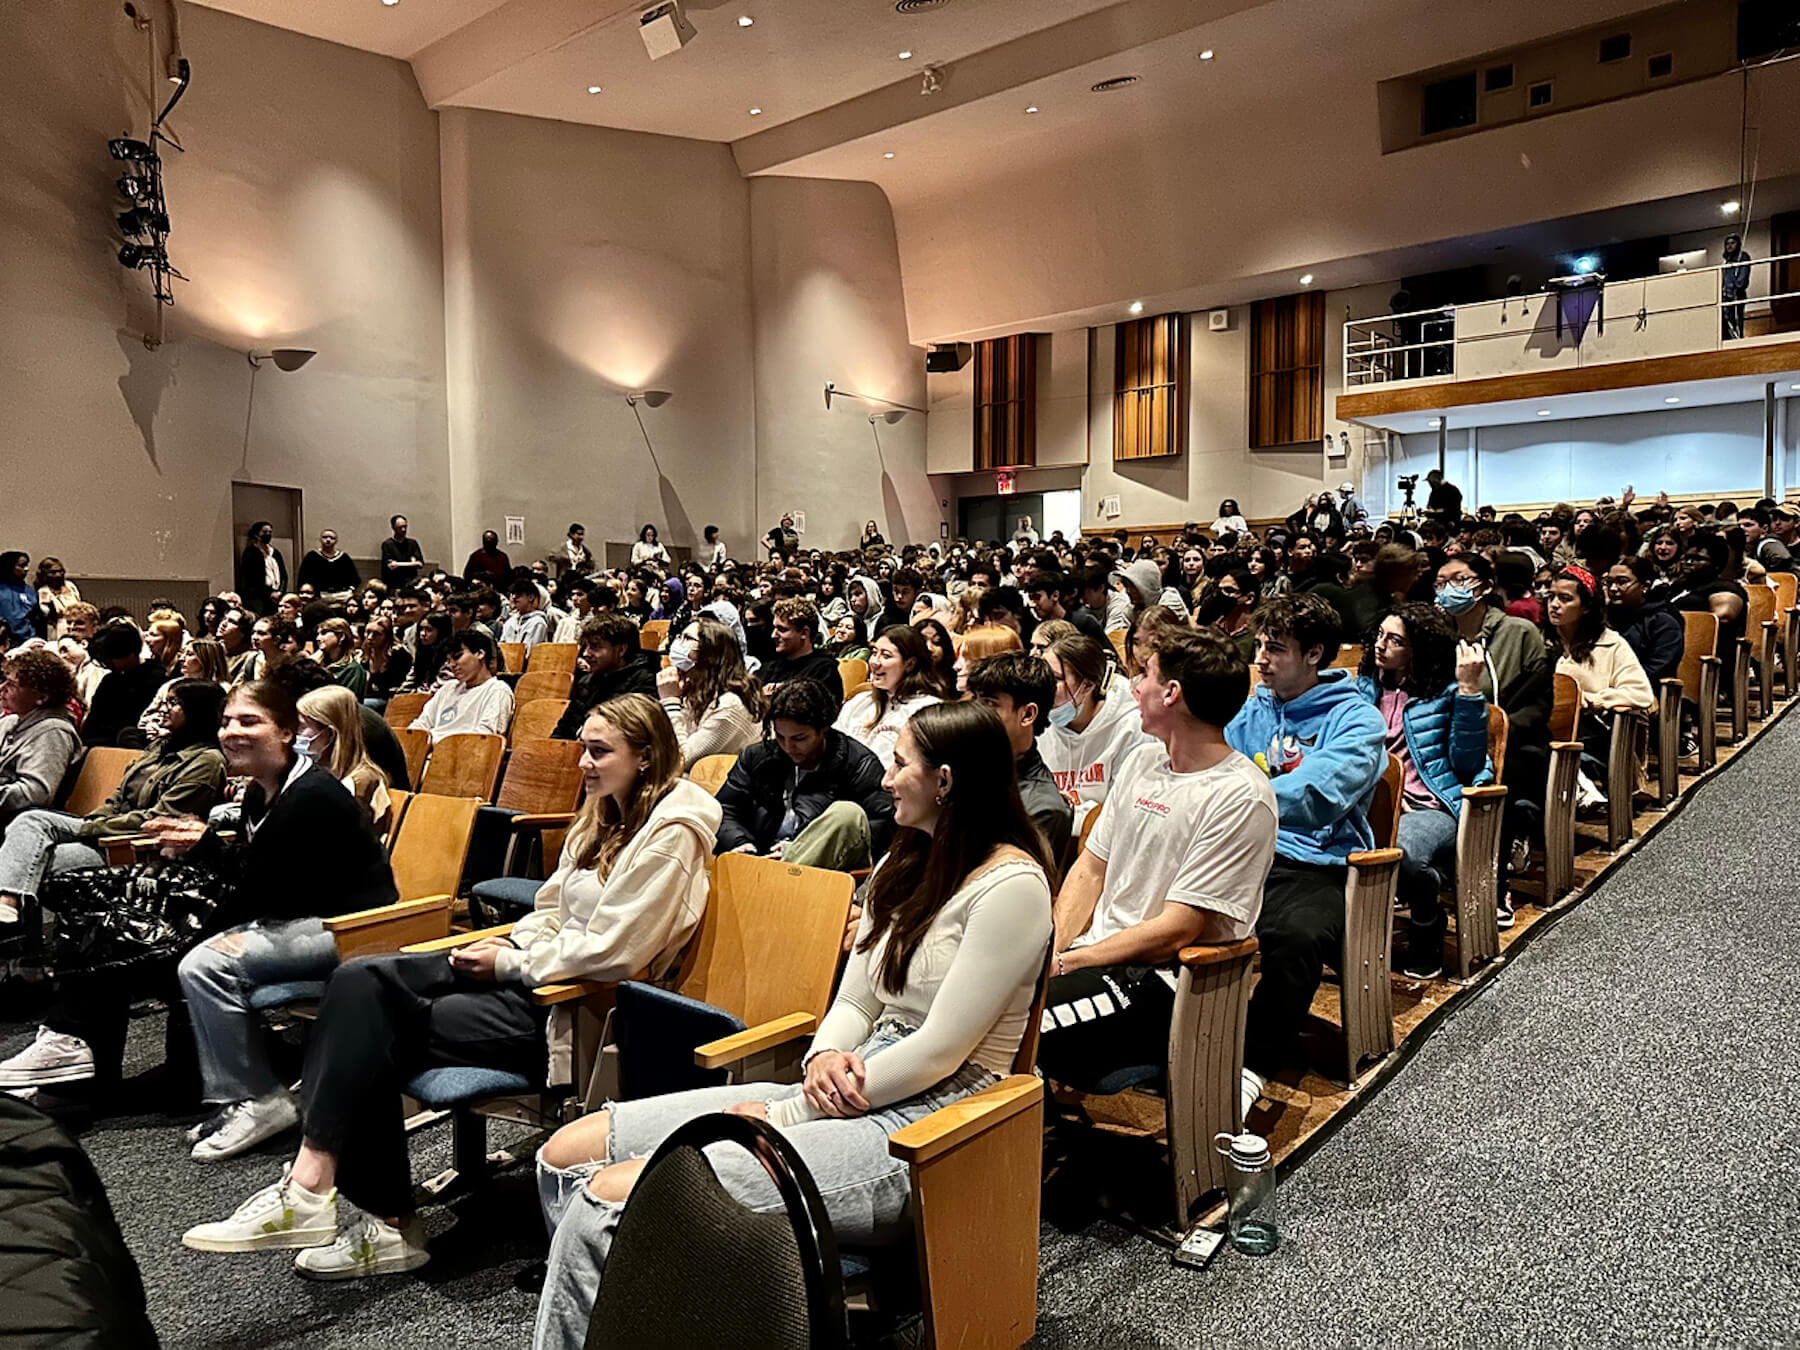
[
  {"x1": 180, "y1": 693, "x2": 720, "y2": 1282},
  {"x1": 1038, "y1": 634, "x2": 1154, "y2": 839}
]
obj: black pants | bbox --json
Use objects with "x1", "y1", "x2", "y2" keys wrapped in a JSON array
[
  {"x1": 1244, "y1": 859, "x2": 1347, "y2": 1078},
  {"x1": 300, "y1": 952, "x2": 546, "y2": 1217},
  {"x1": 1035, "y1": 965, "x2": 1174, "y2": 1093},
  {"x1": 46, "y1": 953, "x2": 195, "y2": 1093}
]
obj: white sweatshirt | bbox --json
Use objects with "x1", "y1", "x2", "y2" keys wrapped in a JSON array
[
  {"x1": 411, "y1": 677, "x2": 515, "y2": 744},
  {"x1": 1038, "y1": 675, "x2": 1155, "y2": 836},
  {"x1": 832, "y1": 691, "x2": 942, "y2": 770},
  {"x1": 496, "y1": 778, "x2": 722, "y2": 1084}
]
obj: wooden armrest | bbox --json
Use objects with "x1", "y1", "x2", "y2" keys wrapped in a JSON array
[
  {"x1": 1659, "y1": 678, "x2": 1682, "y2": 691},
  {"x1": 531, "y1": 979, "x2": 617, "y2": 1007},
  {"x1": 1606, "y1": 704, "x2": 1647, "y2": 716},
  {"x1": 96, "y1": 834, "x2": 156, "y2": 849},
  {"x1": 1459, "y1": 785, "x2": 1508, "y2": 802},
  {"x1": 324, "y1": 894, "x2": 455, "y2": 934},
  {"x1": 1346, "y1": 847, "x2": 1403, "y2": 868},
  {"x1": 1549, "y1": 740, "x2": 1584, "y2": 752},
  {"x1": 510, "y1": 812, "x2": 576, "y2": 831},
  {"x1": 1177, "y1": 936, "x2": 1258, "y2": 968},
  {"x1": 694, "y1": 1012, "x2": 817, "y2": 1071},
  {"x1": 887, "y1": 1075, "x2": 1043, "y2": 1165},
  {"x1": 399, "y1": 921, "x2": 514, "y2": 952}
]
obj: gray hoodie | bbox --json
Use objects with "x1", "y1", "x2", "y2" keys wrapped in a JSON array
[
  {"x1": 0, "y1": 707, "x2": 82, "y2": 826},
  {"x1": 848, "y1": 576, "x2": 887, "y2": 636}
]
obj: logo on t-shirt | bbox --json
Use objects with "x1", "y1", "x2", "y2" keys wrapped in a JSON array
[{"x1": 1133, "y1": 794, "x2": 1171, "y2": 817}]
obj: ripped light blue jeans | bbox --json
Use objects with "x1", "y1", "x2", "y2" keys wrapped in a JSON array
[{"x1": 531, "y1": 1019, "x2": 998, "y2": 1350}]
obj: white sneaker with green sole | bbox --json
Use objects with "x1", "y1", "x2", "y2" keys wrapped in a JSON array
[
  {"x1": 182, "y1": 1164, "x2": 337, "y2": 1253},
  {"x1": 294, "y1": 1215, "x2": 429, "y2": 1281}
]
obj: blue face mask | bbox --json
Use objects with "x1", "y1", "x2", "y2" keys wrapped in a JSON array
[
  {"x1": 1048, "y1": 700, "x2": 1079, "y2": 729},
  {"x1": 1437, "y1": 582, "x2": 1479, "y2": 615}
]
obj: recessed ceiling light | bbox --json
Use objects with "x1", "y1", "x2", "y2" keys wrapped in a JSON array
[
  {"x1": 883, "y1": 152, "x2": 895, "y2": 159},
  {"x1": 586, "y1": 85, "x2": 602, "y2": 94},
  {"x1": 1299, "y1": 273, "x2": 1315, "y2": 286},
  {"x1": 381, "y1": 0, "x2": 399, "y2": 6},
  {"x1": 737, "y1": 14, "x2": 754, "y2": 26},
  {"x1": 1025, "y1": 105, "x2": 1039, "y2": 114},
  {"x1": 898, "y1": 50, "x2": 913, "y2": 60},
  {"x1": 1721, "y1": 200, "x2": 1741, "y2": 215},
  {"x1": 1427, "y1": 418, "x2": 1442, "y2": 427},
  {"x1": 1199, "y1": 48, "x2": 1215, "y2": 60},
  {"x1": 1665, "y1": 396, "x2": 1681, "y2": 404},
  {"x1": 1537, "y1": 409, "x2": 1553, "y2": 416},
  {"x1": 1128, "y1": 301, "x2": 1144, "y2": 314},
  {"x1": 748, "y1": 107, "x2": 762, "y2": 115}
]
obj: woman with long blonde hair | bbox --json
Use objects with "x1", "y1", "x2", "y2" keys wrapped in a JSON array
[
  {"x1": 182, "y1": 693, "x2": 721, "y2": 1281},
  {"x1": 296, "y1": 684, "x2": 391, "y2": 833}
]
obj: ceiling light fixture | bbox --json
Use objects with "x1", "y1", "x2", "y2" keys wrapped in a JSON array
[
  {"x1": 737, "y1": 14, "x2": 754, "y2": 25},
  {"x1": 1721, "y1": 199, "x2": 1741, "y2": 216},
  {"x1": 1537, "y1": 409, "x2": 1553, "y2": 416},
  {"x1": 1025, "y1": 105, "x2": 1038, "y2": 114},
  {"x1": 1199, "y1": 48, "x2": 1215, "y2": 60},
  {"x1": 883, "y1": 152, "x2": 895, "y2": 159},
  {"x1": 1128, "y1": 301, "x2": 1144, "y2": 314},
  {"x1": 1299, "y1": 273, "x2": 1315, "y2": 286},
  {"x1": 1665, "y1": 396, "x2": 1681, "y2": 404},
  {"x1": 382, "y1": 0, "x2": 399, "y2": 7},
  {"x1": 748, "y1": 106, "x2": 762, "y2": 115},
  {"x1": 587, "y1": 85, "x2": 602, "y2": 94},
  {"x1": 898, "y1": 50, "x2": 913, "y2": 60}
]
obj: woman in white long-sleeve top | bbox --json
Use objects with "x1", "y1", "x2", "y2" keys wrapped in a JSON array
[
  {"x1": 180, "y1": 693, "x2": 720, "y2": 1283},
  {"x1": 530, "y1": 700, "x2": 1053, "y2": 1350},
  {"x1": 656, "y1": 615, "x2": 766, "y2": 770}
]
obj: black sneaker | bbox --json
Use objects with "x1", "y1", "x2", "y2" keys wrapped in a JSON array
[{"x1": 1399, "y1": 952, "x2": 1444, "y2": 980}]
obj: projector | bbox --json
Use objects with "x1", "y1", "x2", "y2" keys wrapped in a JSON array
[{"x1": 639, "y1": 1, "x2": 696, "y2": 59}]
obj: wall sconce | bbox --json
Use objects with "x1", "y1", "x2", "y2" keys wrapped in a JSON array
[
  {"x1": 824, "y1": 381, "x2": 926, "y2": 416},
  {"x1": 625, "y1": 389, "x2": 672, "y2": 408},
  {"x1": 248, "y1": 349, "x2": 317, "y2": 372}
]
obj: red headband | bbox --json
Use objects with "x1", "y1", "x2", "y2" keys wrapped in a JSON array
[{"x1": 1559, "y1": 565, "x2": 1597, "y2": 596}]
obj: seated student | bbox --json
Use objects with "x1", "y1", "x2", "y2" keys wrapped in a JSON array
[
  {"x1": 1604, "y1": 556, "x2": 1684, "y2": 689},
  {"x1": 1225, "y1": 594, "x2": 1386, "y2": 1105},
  {"x1": 1547, "y1": 566, "x2": 1655, "y2": 808},
  {"x1": 833, "y1": 624, "x2": 945, "y2": 769},
  {"x1": 0, "y1": 679, "x2": 228, "y2": 928},
  {"x1": 1039, "y1": 627, "x2": 1276, "y2": 1105},
  {"x1": 1355, "y1": 604, "x2": 1494, "y2": 979},
  {"x1": 171, "y1": 680, "x2": 399, "y2": 1162},
  {"x1": 1027, "y1": 573, "x2": 1106, "y2": 644},
  {"x1": 502, "y1": 577, "x2": 553, "y2": 657},
  {"x1": 398, "y1": 610, "x2": 453, "y2": 693},
  {"x1": 410, "y1": 629, "x2": 514, "y2": 744},
  {"x1": 912, "y1": 617, "x2": 960, "y2": 692},
  {"x1": 1038, "y1": 633, "x2": 1154, "y2": 838},
  {"x1": 953, "y1": 622, "x2": 1022, "y2": 693},
  {"x1": 714, "y1": 679, "x2": 893, "y2": 872},
  {"x1": 530, "y1": 701, "x2": 1053, "y2": 1350},
  {"x1": 80, "y1": 623, "x2": 168, "y2": 746},
  {"x1": 977, "y1": 586, "x2": 1037, "y2": 646},
  {"x1": 964, "y1": 651, "x2": 1073, "y2": 856},
  {"x1": 552, "y1": 615, "x2": 660, "y2": 741},
  {"x1": 656, "y1": 616, "x2": 766, "y2": 770},
  {"x1": 359, "y1": 615, "x2": 411, "y2": 705},
  {"x1": 311, "y1": 618, "x2": 365, "y2": 699},
  {"x1": 1664, "y1": 532, "x2": 1746, "y2": 689},
  {"x1": 181, "y1": 694, "x2": 718, "y2": 1279},
  {"x1": 0, "y1": 647, "x2": 83, "y2": 831},
  {"x1": 757, "y1": 598, "x2": 844, "y2": 702},
  {"x1": 1195, "y1": 567, "x2": 1258, "y2": 660}
]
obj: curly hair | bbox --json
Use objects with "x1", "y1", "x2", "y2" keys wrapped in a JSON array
[
  {"x1": 1360, "y1": 601, "x2": 1457, "y2": 696},
  {"x1": 4, "y1": 646, "x2": 76, "y2": 710}
]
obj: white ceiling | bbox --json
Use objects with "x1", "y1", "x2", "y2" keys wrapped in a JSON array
[{"x1": 187, "y1": 0, "x2": 514, "y2": 60}]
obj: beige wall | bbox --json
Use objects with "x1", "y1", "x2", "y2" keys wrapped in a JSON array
[
  {"x1": 0, "y1": 1, "x2": 448, "y2": 591},
  {"x1": 748, "y1": 177, "x2": 937, "y2": 553}
]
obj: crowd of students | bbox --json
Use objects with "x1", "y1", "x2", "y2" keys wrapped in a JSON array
[{"x1": 0, "y1": 481, "x2": 1782, "y2": 1341}]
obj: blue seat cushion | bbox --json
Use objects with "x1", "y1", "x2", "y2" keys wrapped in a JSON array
[
  {"x1": 469, "y1": 875, "x2": 541, "y2": 917},
  {"x1": 615, "y1": 982, "x2": 746, "y2": 1101},
  {"x1": 839, "y1": 1250, "x2": 872, "y2": 1282},
  {"x1": 405, "y1": 1065, "x2": 535, "y2": 1107},
  {"x1": 248, "y1": 981, "x2": 326, "y2": 1012},
  {"x1": 1087, "y1": 1064, "x2": 1162, "y2": 1095}
]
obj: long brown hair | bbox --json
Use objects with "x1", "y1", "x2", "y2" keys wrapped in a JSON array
[
  {"x1": 859, "y1": 701, "x2": 1052, "y2": 992},
  {"x1": 866, "y1": 624, "x2": 944, "y2": 727},
  {"x1": 680, "y1": 615, "x2": 768, "y2": 725},
  {"x1": 567, "y1": 693, "x2": 684, "y2": 879}
]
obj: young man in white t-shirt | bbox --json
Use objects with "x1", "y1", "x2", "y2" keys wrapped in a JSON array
[{"x1": 1040, "y1": 626, "x2": 1277, "y2": 1113}]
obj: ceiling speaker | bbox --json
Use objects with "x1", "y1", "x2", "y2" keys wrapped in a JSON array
[{"x1": 639, "y1": 2, "x2": 696, "y2": 59}]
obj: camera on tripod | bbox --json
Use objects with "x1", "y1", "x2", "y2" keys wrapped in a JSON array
[{"x1": 1396, "y1": 474, "x2": 1419, "y2": 492}]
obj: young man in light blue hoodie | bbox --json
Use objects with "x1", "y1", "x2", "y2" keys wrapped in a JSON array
[{"x1": 1226, "y1": 593, "x2": 1387, "y2": 1107}]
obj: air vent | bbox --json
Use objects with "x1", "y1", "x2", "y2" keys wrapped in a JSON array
[
  {"x1": 1090, "y1": 75, "x2": 1141, "y2": 92},
  {"x1": 894, "y1": 0, "x2": 949, "y2": 11}
]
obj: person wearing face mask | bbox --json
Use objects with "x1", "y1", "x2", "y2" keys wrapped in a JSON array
[
  {"x1": 1037, "y1": 634, "x2": 1153, "y2": 841},
  {"x1": 1604, "y1": 556, "x2": 1683, "y2": 689},
  {"x1": 409, "y1": 630, "x2": 514, "y2": 744},
  {"x1": 656, "y1": 616, "x2": 766, "y2": 770},
  {"x1": 1197, "y1": 569, "x2": 1257, "y2": 660},
  {"x1": 235, "y1": 522, "x2": 288, "y2": 618}
]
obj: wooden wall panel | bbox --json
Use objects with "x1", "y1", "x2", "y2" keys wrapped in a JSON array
[
  {"x1": 1113, "y1": 314, "x2": 1185, "y2": 461},
  {"x1": 1250, "y1": 292, "x2": 1324, "y2": 448},
  {"x1": 973, "y1": 335, "x2": 1038, "y2": 469}
]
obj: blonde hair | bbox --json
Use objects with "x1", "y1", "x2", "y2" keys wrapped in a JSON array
[
  {"x1": 566, "y1": 693, "x2": 683, "y2": 879},
  {"x1": 297, "y1": 684, "x2": 387, "y2": 794}
]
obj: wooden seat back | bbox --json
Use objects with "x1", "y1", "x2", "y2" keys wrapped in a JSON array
[
  {"x1": 1486, "y1": 702, "x2": 1510, "y2": 783},
  {"x1": 387, "y1": 792, "x2": 480, "y2": 901},
  {"x1": 842, "y1": 679, "x2": 872, "y2": 701},
  {"x1": 1745, "y1": 583, "x2": 1777, "y2": 632},
  {"x1": 1076, "y1": 804, "x2": 1102, "y2": 857},
  {"x1": 514, "y1": 670, "x2": 574, "y2": 704},
  {"x1": 687, "y1": 754, "x2": 738, "y2": 795},
  {"x1": 837, "y1": 658, "x2": 868, "y2": 692},
  {"x1": 1367, "y1": 753, "x2": 1402, "y2": 849},
  {"x1": 1677, "y1": 611, "x2": 1720, "y2": 692},
  {"x1": 394, "y1": 727, "x2": 431, "y2": 792},
  {"x1": 1332, "y1": 643, "x2": 1363, "y2": 670},
  {"x1": 498, "y1": 642, "x2": 527, "y2": 674},
  {"x1": 510, "y1": 698, "x2": 569, "y2": 745},
  {"x1": 1549, "y1": 671, "x2": 1581, "y2": 744},
  {"x1": 1771, "y1": 572, "x2": 1797, "y2": 614},
  {"x1": 383, "y1": 789, "x2": 411, "y2": 849},
  {"x1": 525, "y1": 642, "x2": 579, "y2": 676},
  {"x1": 495, "y1": 739, "x2": 585, "y2": 815},
  {"x1": 675, "y1": 853, "x2": 854, "y2": 1031},
  {"x1": 639, "y1": 619, "x2": 669, "y2": 652},
  {"x1": 419, "y1": 732, "x2": 506, "y2": 800},
  {"x1": 383, "y1": 691, "x2": 429, "y2": 730},
  {"x1": 59, "y1": 747, "x2": 139, "y2": 817}
]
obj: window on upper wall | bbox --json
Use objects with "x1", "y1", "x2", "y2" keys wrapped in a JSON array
[
  {"x1": 1249, "y1": 292, "x2": 1324, "y2": 449},
  {"x1": 1647, "y1": 51, "x2": 1673, "y2": 78},
  {"x1": 1484, "y1": 63, "x2": 1514, "y2": 92},
  {"x1": 972, "y1": 334, "x2": 1037, "y2": 470},
  {"x1": 1113, "y1": 314, "x2": 1186, "y2": 462},
  {"x1": 1421, "y1": 71, "x2": 1478, "y2": 135},
  {"x1": 1528, "y1": 79, "x2": 1554, "y2": 109},
  {"x1": 1598, "y1": 33, "x2": 1632, "y2": 63}
]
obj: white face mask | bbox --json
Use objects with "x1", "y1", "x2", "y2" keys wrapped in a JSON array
[
  {"x1": 669, "y1": 637, "x2": 698, "y2": 673},
  {"x1": 294, "y1": 732, "x2": 317, "y2": 759}
]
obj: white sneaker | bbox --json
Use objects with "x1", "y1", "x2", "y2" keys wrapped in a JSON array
[
  {"x1": 186, "y1": 1107, "x2": 231, "y2": 1146},
  {"x1": 0, "y1": 897, "x2": 18, "y2": 924},
  {"x1": 0, "y1": 1027, "x2": 95, "y2": 1088},
  {"x1": 182, "y1": 1164, "x2": 337, "y2": 1253},
  {"x1": 294, "y1": 1215, "x2": 429, "y2": 1281},
  {"x1": 192, "y1": 1091, "x2": 301, "y2": 1163},
  {"x1": 1240, "y1": 1068, "x2": 1266, "y2": 1123}
]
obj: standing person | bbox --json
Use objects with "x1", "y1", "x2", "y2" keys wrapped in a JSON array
[
  {"x1": 235, "y1": 523, "x2": 288, "y2": 618},
  {"x1": 1012, "y1": 516, "x2": 1039, "y2": 548},
  {"x1": 703, "y1": 525, "x2": 726, "y2": 567},
  {"x1": 832, "y1": 625, "x2": 945, "y2": 769},
  {"x1": 462, "y1": 531, "x2": 511, "y2": 587},
  {"x1": 181, "y1": 694, "x2": 719, "y2": 1281},
  {"x1": 1225, "y1": 595, "x2": 1386, "y2": 1106},
  {"x1": 0, "y1": 552, "x2": 40, "y2": 646},
  {"x1": 1424, "y1": 469, "x2": 1463, "y2": 523},
  {"x1": 560, "y1": 525, "x2": 594, "y2": 578},
  {"x1": 33, "y1": 559, "x2": 82, "y2": 639},
  {"x1": 859, "y1": 520, "x2": 885, "y2": 549},
  {"x1": 296, "y1": 530, "x2": 360, "y2": 603},
  {"x1": 530, "y1": 701, "x2": 1051, "y2": 1349},
  {"x1": 379, "y1": 515, "x2": 425, "y2": 592},
  {"x1": 630, "y1": 526, "x2": 670, "y2": 568},
  {"x1": 764, "y1": 514, "x2": 800, "y2": 562},
  {"x1": 655, "y1": 616, "x2": 765, "y2": 770},
  {"x1": 1721, "y1": 233, "x2": 1752, "y2": 341},
  {"x1": 410, "y1": 630, "x2": 514, "y2": 743},
  {"x1": 1211, "y1": 499, "x2": 1249, "y2": 536}
]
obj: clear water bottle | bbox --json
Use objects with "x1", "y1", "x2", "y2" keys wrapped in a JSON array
[{"x1": 1213, "y1": 1131, "x2": 1280, "y2": 1255}]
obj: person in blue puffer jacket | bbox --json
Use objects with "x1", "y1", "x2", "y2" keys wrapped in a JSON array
[{"x1": 1356, "y1": 602, "x2": 1493, "y2": 979}]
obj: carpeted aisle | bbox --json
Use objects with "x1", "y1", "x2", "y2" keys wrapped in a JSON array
[
  {"x1": 1032, "y1": 705, "x2": 1800, "y2": 1347},
  {"x1": 5, "y1": 709, "x2": 1799, "y2": 1346}
]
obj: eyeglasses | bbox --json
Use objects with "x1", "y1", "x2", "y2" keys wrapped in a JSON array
[{"x1": 1373, "y1": 632, "x2": 1408, "y2": 649}]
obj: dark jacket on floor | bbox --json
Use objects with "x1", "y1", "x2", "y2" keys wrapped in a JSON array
[
  {"x1": 713, "y1": 729, "x2": 894, "y2": 857},
  {"x1": 552, "y1": 652, "x2": 662, "y2": 740}
]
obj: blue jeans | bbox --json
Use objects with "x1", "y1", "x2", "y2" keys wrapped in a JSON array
[
  {"x1": 0, "y1": 809, "x2": 105, "y2": 901},
  {"x1": 531, "y1": 1019, "x2": 998, "y2": 1350},
  {"x1": 1396, "y1": 806, "x2": 1458, "y2": 954},
  {"x1": 176, "y1": 917, "x2": 337, "y2": 1103}
]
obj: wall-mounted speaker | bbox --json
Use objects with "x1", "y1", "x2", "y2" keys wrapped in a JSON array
[
  {"x1": 639, "y1": 2, "x2": 696, "y2": 59},
  {"x1": 1208, "y1": 309, "x2": 1231, "y2": 332},
  {"x1": 926, "y1": 342, "x2": 973, "y2": 373}
]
